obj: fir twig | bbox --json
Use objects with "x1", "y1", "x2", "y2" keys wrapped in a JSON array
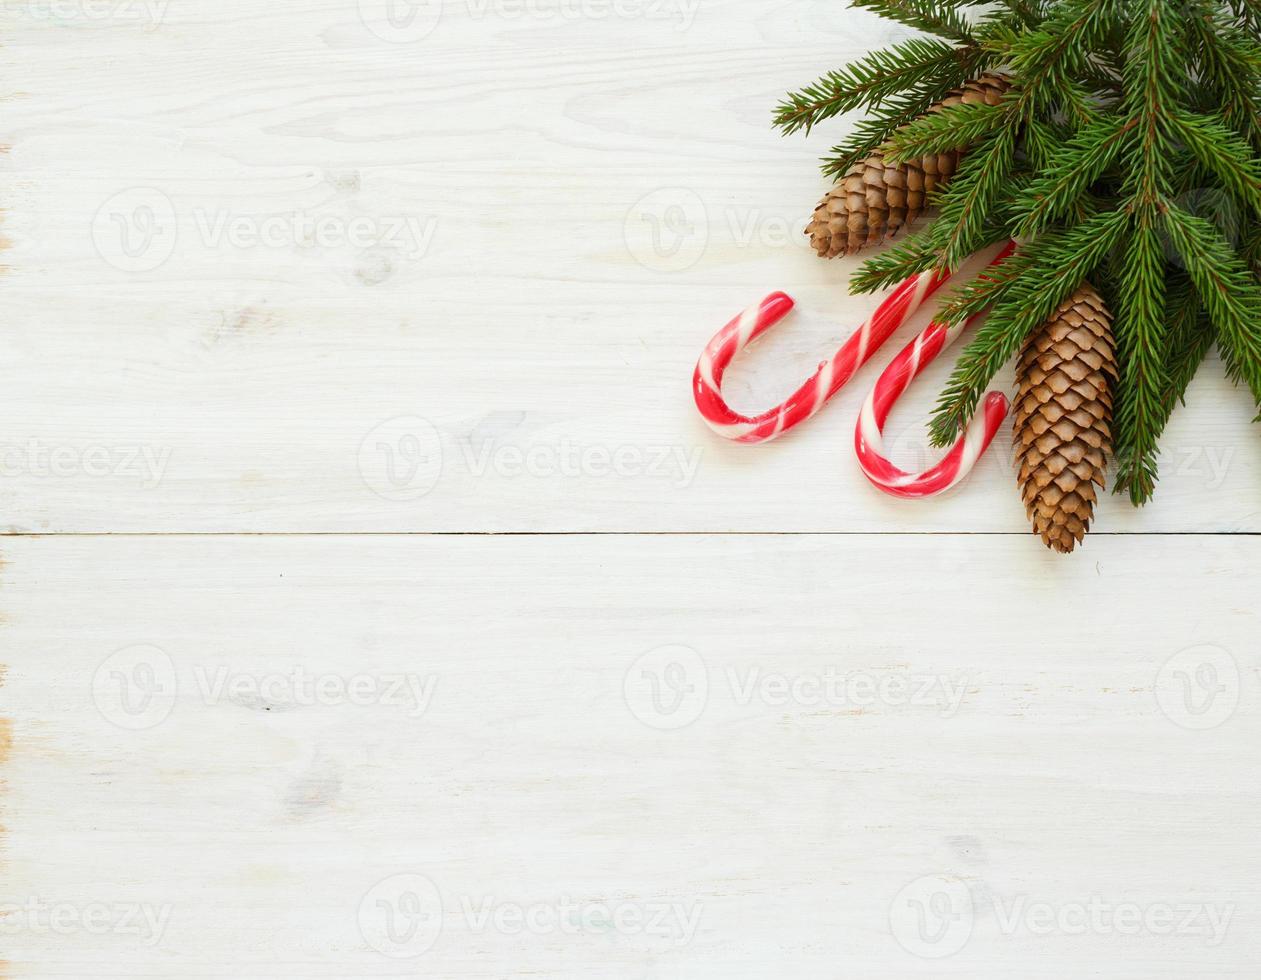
[
  {"x1": 928, "y1": 209, "x2": 1129, "y2": 445},
  {"x1": 774, "y1": 39, "x2": 975, "y2": 136},
  {"x1": 1162, "y1": 205, "x2": 1261, "y2": 407},
  {"x1": 1111, "y1": 211, "x2": 1168, "y2": 504},
  {"x1": 1015, "y1": 116, "x2": 1136, "y2": 236},
  {"x1": 850, "y1": 0, "x2": 976, "y2": 43},
  {"x1": 1169, "y1": 109, "x2": 1261, "y2": 218},
  {"x1": 933, "y1": 127, "x2": 1017, "y2": 268},
  {"x1": 1158, "y1": 274, "x2": 1215, "y2": 417},
  {"x1": 817, "y1": 78, "x2": 974, "y2": 177},
  {"x1": 849, "y1": 221, "x2": 950, "y2": 293},
  {"x1": 881, "y1": 100, "x2": 1006, "y2": 160}
]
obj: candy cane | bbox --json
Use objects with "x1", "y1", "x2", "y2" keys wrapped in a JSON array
[
  {"x1": 693, "y1": 265, "x2": 958, "y2": 443},
  {"x1": 854, "y1": 243, "x2": 1018, "y2": 498}
]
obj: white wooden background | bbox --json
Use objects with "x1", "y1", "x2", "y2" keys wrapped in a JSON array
[{"x1": 2, "y1": 1, "x2": 1259, "y2": 977}]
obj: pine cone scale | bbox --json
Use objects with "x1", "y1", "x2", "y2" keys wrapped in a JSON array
[
  {"x1": 805, "y1": 73, "x2": 1010, "y2": 258},
  {"x1": 1014, "y1": 284, "x2": 1117, "y2": 553}
]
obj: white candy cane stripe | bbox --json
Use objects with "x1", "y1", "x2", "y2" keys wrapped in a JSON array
[
  {"x1": 853, "y1": 241, "x2": 1020, "y2": 497},
  {"x1": 854, "y1": 318, "x2": 1009, "y2": 498},
  {"x1": 692, "y1": 266, "x2": 952, "y2": 443}
]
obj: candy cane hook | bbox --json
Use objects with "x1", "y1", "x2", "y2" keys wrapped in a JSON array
[
  {"x1": 693, "y1": 264, "x2": 960, "y2": 443},
  {"x1": 854, "y1": 242, "x2": 1018, "y2": 498}
]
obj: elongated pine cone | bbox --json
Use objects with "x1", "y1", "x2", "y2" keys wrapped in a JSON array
[
  {"x1": 1014, "y1": 285, "x2": 1117, "y2": 554},
  {"x1": 805, "y1": 72, "x2": 1010, "y2": 258}
]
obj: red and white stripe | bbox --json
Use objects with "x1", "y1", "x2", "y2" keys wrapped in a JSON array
[
  {"x1": 853, "y1": 317, "x2": 1009, "y2": 498},
  {"x1": 692, "y1": 267, "x2": 955, "y2": 443},
  {"x1": 853, "y1": 242, "x2": 1018, "y2": 497}
]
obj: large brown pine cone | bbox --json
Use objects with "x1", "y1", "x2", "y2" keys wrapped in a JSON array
[
  {"x1": 805, "y1": 72, "x2": 1010, "y2": 258},
  {"x1": 1013, "y1": 285, "x2": 1117, "y2": 554}
]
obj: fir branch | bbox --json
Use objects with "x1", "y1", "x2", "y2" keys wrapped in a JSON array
[
  {"x1": 1186, "y1": 8, "x2": 1261, "y2": 149},
  {"x1": 987, "y1": 0, "x2": 1043, "y2": 30},
  {"x1": 773, "y1": 39, "x2": 974, "y2": 136},
  {"x1": 1022, "y1": 117, "x2": 1065, "y2": 170},
  {"x1": 928, "y1": 209, "x2": 1129, "y2": 444},
  {"x1": 1014, "y1": 116, "x2": 1136, "y2": 236},
  {"x1": 977, "y1": 21, "x2": 1023, "y2": 57},
  {"x1": 934, "y1": 245, "x2": 1034, "y2": 326},
  {"x1": 1169, "y1": 109, "x2": 1261, "y2": 219},
  {"x1": 1005, "y1": 0, "x2": 1121, "y2": 117},
  {"x1": 1111, "y1": 274, "x2": 1214, "y2": 500},
  {"x1": 850, "y1": 0, "x2": 976, "y2": 43},
  {"x1": 1242, "y1": 217, "x2": 1261, "y2": 273},
  {"x1": 821, "y1": 118, "x2": 902, "y2": 181},
  {"x1": 1224, "y1": 0, "x2": 1261, "y2": 33},
  {"x1": 1162, "y1": 204, "x2": 1261, "y2": 406},
  {"x1": 934, "y1": 127, "x2": 1017, "y2": 268},
  {"x1": 819, "y1": 86, "x2": 959, "y2": 178},
  {"x1": 1159, "y1": 274, "x2": 1215, "y2": 416},
  {"x1": 881, "y1": 100, "x2": 1006, "y2": 161},
  {"x1": 1122, "y1": 0, "x2": 1180, "y2": 205},
  {"x1": 1111, "y1": 212, "x2": 1168, "y2": 505},
  {"x1": 850, "y1": 220, "x2": 950, "y2": 294},
  {"x1": 849, "y1": 217, "x2": 1011, "y2": 295}
]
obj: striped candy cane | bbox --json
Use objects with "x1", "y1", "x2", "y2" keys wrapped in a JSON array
[
  {"x1": 693, "y1": 265, "x2": 957, "y2": 443},
  {"x1": 854, "y1": 242, "x2": 1018, "y2": 498}
]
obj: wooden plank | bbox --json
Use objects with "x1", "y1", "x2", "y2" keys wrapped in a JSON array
[
  {"x1": 2, "y1": 3, "x2": 1259, "y2": 533},
  {"x1": 2, "y1": 533, "x2": 1259, "y2": 976}
]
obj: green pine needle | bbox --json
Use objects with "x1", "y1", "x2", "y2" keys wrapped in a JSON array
[
  {"x1": 849, "y1": 221, "x2": 950, "y2": 294},
  {"x1": 1162, "y1": 204, "x2": 1261, "y2": 406},
  {"x1": 774, "y1": 39, "x2": 975, "y2": 136},
  {"x1": 1111, "y1": 211, "x2": 1168, "y2": 505},
  {"x1": 934, "y1": 127, "x2": 1017, "y2": 268},
  {"x1": 1159, "y1": 274, "x2": 1215, "y2": 418},
  {"x1": 1170, "y1": 109, "x2": 1261, "y2": 218},
  {"x1": 776, "y1": 0, "x2": 1261, "y2": 504},
  {"x1": 881, "y1": 100, "x2": 1006, "y2": 161},
  {"x1": 928, "y1": 209, "x2": 1129, "y2": 446},
  {"x1": 1014, "y1": 116, "x2": 1136, "y2": 236},
  {"x1": 850, "y1": 0, "x2": 977, "y2": 43}
]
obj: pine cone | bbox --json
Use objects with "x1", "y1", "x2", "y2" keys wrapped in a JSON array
[
  {"x1": 805, "y1": 73, "x2": 1010, "y2": 258},
  {"x1": 1013, "y1": 285, "x2": 1117, "y2": 554}
]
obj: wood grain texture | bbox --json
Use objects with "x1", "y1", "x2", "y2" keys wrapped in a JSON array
[
  {"x1": 1, "y1": 1, "x2": 1258, "y2": 533},
  {"x1": 4, "y1": 3, "x2": 1261, "y2": 979},
  {"x1": 4, "y1": 534, "x2": 1261, "y2": 977}
]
